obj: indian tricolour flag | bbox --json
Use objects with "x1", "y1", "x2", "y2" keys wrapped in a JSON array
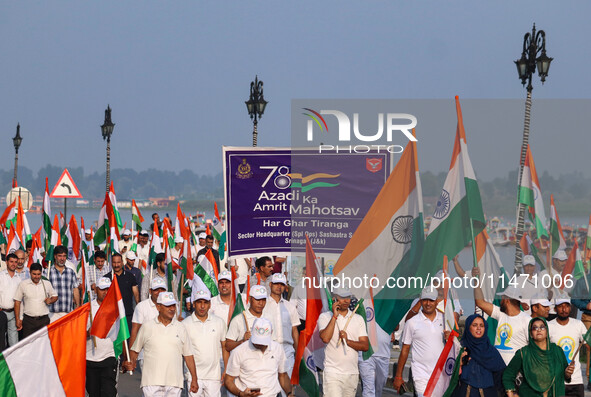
[
  {"x1": 195, "y1": 250, "x2": 219, "y2": 297},
  {"x1": 518, "y1": 145, "x2": 548, "y2": 239},
  {"x1": 42, "y1": 177, "x2": 52, "y2": 251},
  {"x1": 549, "y1": 194, "x2": 566, "y2": 256},
  {"x1": 94, "y1": 192, "x2": 110, "y2": 246},
  {"x1": 586, "y1": 215, "x2": 591, "y2": 264},
  {"x1": 332, "y1": 129, "x2": 424, "y2": 334},
  {"x1": 46, "y1": 214, "x2": 62, "y2": 262},
  {"x1": 0, "y1": 304, "x2": 90, "y2": 397},
  {"x1": 212, "y1": 202, "x2": 227, "y2": 260},
  {"x1": 131, "y1": 199, "x2": 144, "y2": 231},
  {"x1": 90, "y1": 275, "x2": 130, "y2": 358},
  {"x1": 562, "y1": 239, "x2": 587, "y2": 291},
  {"x1": 291, "y1": 235, "x2": 329, "y2": 397},
  {"x1": 108, "y1": 182, "x2": 123, "y2": 233}
]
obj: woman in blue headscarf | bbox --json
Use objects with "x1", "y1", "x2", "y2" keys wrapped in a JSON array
[{"x1": 445, "y1": 314, "x2": 506, "y2": 397}]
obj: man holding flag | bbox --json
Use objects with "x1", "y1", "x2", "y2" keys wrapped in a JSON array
[
  {"x1": 394, "y1": 289, "x2": 446, "y2": 397},
  {"x1": 318, "y1": 287, "x2": 369, "y2": 397},
  {"x1": 86, "y1": 277, "x2": 118, "y2": 397}
]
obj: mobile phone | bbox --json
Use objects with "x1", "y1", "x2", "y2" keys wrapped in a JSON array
[
  {"x1": 398, "y1": 383, "x2": 408, "y2": 395},
  {"x1": 250, "y1": 388, "x2": 261, "y2": 393}
]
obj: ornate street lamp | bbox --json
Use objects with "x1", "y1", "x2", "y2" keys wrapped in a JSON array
[
  {"x1": 514, "y1": 24, "x2": 553, "y2": 270},
  {"x1": 12, "y1": 123, "x2": 22, "y2": 187},
  {"x1": 245, "y1": 76, "x2": 268, "y2": 147},
  {"x1": 101, "y1": 105, "x2": 115, "y2": 193}
]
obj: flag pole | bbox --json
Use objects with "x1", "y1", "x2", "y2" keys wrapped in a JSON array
[
  {"x1": 123, "y1": 339, "x2": 133, "y2": 376},
  {"x1": 469, "y1": 219, "x2": 479, "y2": 271},
  {"x1": 336, "y1": 300, "x2": 361, "y2": 347}
]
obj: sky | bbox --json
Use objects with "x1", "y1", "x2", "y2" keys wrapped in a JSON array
[{"x1": 1, "y1": 2, "x2": 590, "y2": 182}]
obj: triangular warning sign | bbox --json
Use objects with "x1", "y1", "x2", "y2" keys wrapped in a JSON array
[{"x1": 50, "y1": 169, "x2": 83, "y2": 198}]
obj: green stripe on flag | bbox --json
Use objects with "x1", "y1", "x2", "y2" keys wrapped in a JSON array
[
  {"x1": 195, "y1": 264, "x2": 219, "y2": 297},
  {"x1": 114, "y1": 317, "x2": 130, "y2": 358},
  {"x1": 229, "y1": 293, "x2": 246, "y2": 322},
  {"x1": 0, "y1": 353, "x2": 17, "y2": 396},
  {"x1": 297, "y1": 353, "x2": 320, "y2": 397},
  {"x1": 355, "y1": 298, "x2": 375, "y2": 361}
]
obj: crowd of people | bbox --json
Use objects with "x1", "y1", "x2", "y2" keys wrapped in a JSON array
[{"x1": 2, "y1": 213, "x2": 591, "y2": 397}]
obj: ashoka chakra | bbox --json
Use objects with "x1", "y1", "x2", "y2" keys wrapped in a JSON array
[
  {"x1": 391, "y1": 216, "x2": 413, "y2": 244},
  {"x1": 433, "y1": 189, "x2": 450, "y2": 219}
]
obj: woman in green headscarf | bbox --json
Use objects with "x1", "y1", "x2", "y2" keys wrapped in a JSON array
[{"x1": 502, "y1": 317, "x2": 574, "y2": 396}]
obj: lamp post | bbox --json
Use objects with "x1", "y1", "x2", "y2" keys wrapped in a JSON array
[
  {"x1": 514, "y1": 24, "x2": 553, "y2": 270},
  {"x1": 245, "y1": 76, "x2": 268, "y2": 147},
  {"x1": 101, "y1": 105, "x2": 115, "y2": 193},
  {"x1": 12, "y1": 123, "x2": 22, "y2": 188}
]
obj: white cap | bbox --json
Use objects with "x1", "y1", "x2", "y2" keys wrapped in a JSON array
[
  {"x1": 198, "y1": 232, "x2": 207, "y2": 240},
  {"x1": 126, "y1": 251, "x2": 137, "y2": 260},
  {"x1": 553, "y1": 250, "x2": 568, "y2": 261},
  {"x1": 139, "y1": 230, "x2": 150, "y2": 236},
  {"x1": 132, "y1": 230, "x2": 138, "y2": 236},
  {"x1": 496, "y1": 285, "x2": 523, "y2": 301},
  {"x1": 270, "y1": 273, "x2": 287, "y2": 285},
  {"x1": 332, "y1": 287, "x2": 352, "y2": 298},
  {"x1": 523, "y1": 255, "x2": 536, "y2": 266},
  {"x1": 530, "y1": 294, "x2": 552, "y2": 307},
  {"x1": 150, "y1": 278, "x2": 167, "y2": 290},
  {"x1": 555, "y1": 298, "x2": 571, "y2": 306},
  {"x1": 191, "y1": 289, "x2": 212, "y2": 302},
  {"x1": 97, "y1": 277, "x2": 112, "y2": 290},
  {"x1": 85, "y1": 229, "x2": 92, "y2": 235},
  {"x1": 157, "y1": 292, "x2": 177, "y2": 306},
  {"x1": 250, "y1": 317, "x2": 273, "y2": 346},
  {"x1": 420, "y1": 288, "x2": 438, "y2": 301},
  {"x1": 249, "y1": 285, "x2": 267, "y2": 300},
  {"x1": 122, "y1": 229, "x2": 131, "y2": 236},
  {"x1": 217, "y1": 270, "x2": 232, "y2": 282},
  {"x1": 174, "y1": 235, "x2": 184, "y2": 244}
]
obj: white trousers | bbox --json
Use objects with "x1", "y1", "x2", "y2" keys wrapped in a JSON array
[
  {"x1": 358, "y1": 355, "x2": 389, "y2": 397},
  {"x1": 323, "y1": 371, "x2": 358, "y2": 397},
  {"x1": 142, "y1": 385, "x2": 182, "y2": 397}
]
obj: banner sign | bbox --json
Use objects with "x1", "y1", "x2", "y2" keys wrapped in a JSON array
[{"x1": 223, "y1": 147, "x2": 391, "y2": 257}]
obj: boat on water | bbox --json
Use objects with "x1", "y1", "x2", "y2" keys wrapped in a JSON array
[{"x1": 487, "y1": 217, "x2": 515, "y2": 246}]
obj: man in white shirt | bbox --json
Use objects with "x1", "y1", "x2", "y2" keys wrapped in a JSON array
[
  {"x1": 394, "y1": 289, "x2": 445, "y2": 396},
  {"x1": 226, "y1": 285, "x2": 272, "y2": 352},
  {"x1": 225, "y1": 317, "x2": 294, "y2": 397},
  {"x1": 263, "y1": 273, "x2": 300, "y2": 378},
  {"x1": 0, "y1": 253, "x2": 22, "y2": 346},
  {"x1": 530, "y1": 295, "x2": 551, "y2": 319},
  {"x1": 119, "y1": 229, "x2": 133, "y2": 261},
  {"x1": 141, "y1": 253, "x2": 178, "y2": 301},
  {"x1": 14, "y1": 250, "x2": 30, "y2": 281},
  {"x1": 539, "y1": 249, "x2": 571, "y2": 301},
  {"x1": 171, "y1": 236, "x2": 183, "y2": 261},
  {"x1": 318, "y1": 287, "x2": 369, "y2": 397},
  {"x1": 549, "y1": 298, "x2": 587, "y2": 397},
  {"x1": 473, "y1": 268, "x2": 531, "y2": 365},
  {"x1": 129, "y1": 278, "x2": 167, "y2": 370},
  {"x1": 86, "y1": 277, "x2": 117, "y2": 397},
  {"x1": 519, "y1": 255, "x2": 547, "y2": 309},
  {"x1": 210, "y1": 270, "x2": 233, "y2": 327},
  {"x1": 183, "y1": 288, "x2": 229, "y2": 397},
  {"x1": 14, "y1": 263, "x2": 58, "y2": 338},
  {"x1": 136, "y1": 231, "x2": 151, "y2": 273},
  {"x1": 125, "y1": 292, "x2": 198, "y2": 396}
]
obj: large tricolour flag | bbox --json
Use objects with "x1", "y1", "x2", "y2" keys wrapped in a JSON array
[
  {"x1": 475, "y1": 230, "x2": 507, "y2": 303},
  {"x1": 549, "y1": 194, "x2": 566, "y2": 256},
  {"x1": 332, "y1": 129, "x2": 424, "y2": 334},
  {"x1": 0, "y1": 304, "x2": 90, "y2": 397},
  {"x1": 131, "y1": 199, "x2": 144, "y2": 231},
  {"x1": 90, "y1": 275, "x2": 130, "y2": 358},
  {"x1": 517, "y1": 145, "x2": 548, "y2": 239},
  {"x1": 291, "y1": 235, "x2": 329, "y2": 396}
]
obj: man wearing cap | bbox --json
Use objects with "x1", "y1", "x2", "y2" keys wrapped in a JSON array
[
  {"x1": 263, "y1": 273, "x2": 300, "y2": 378},
  {"x1": 226, "y1": 285, "x2": 272, "y2": 352},
  {"x1": 225, "y1": 317, "x2": 294, "y2": 397},
  {"x1": 211, "y1": 270, "x2": 234, "y2": 327},
  {"x1": 519, "y1": 255, "x2": 547, "y2": 308},
  {"x1": 394, "y1": 289, "x2": 445, "y2": 397},
  {"x1": 171, "y1": 236, "x2": 183, "y2": 261},
  {"x1": 87, "y1": 250, "x2": 111, "y2": 301},
  {"x1": 137, "y1": 231, "x2": 151, "y2": 275},
  {"x1": 86, "y1": 277, "x2": 118, "y2": 397},
  {"x1": 319, "y1": 287, "x2": 369, "y2": 397},
  {"x1": 0, "y1": 253, "x2": 22, "y2": 346},
  {"x1": 124, "y1": 251, "x2": 142, "y2": 294},
  {"x1": 119, "y1": 229, "x2": 133, "y2": 260},
  {"x1": 183, "y1": 288, "x2": 228, "y2": 397},
  {"x1": 473, "y1": 267, "x2": 531, "y2": 365},
  {"x1": 125, "y1": 292, "x2": 198, "y2": 396},
  {"x1": 197, "y1": 232, "x2": 207, "y2": 250},
  {"x1": 530, "y1": 293, "x2": 551, "y2": 318},
  {"x1": 549, "y1": 298, "x2": 587, "y2": 397},
  {"x1": 141, "y1": 252, "x2": 179, "y2": 302},
  {"x1": 540, "y1": 249, "x2": 571, "y2": 297},
  {"x1": 197, "y1": 235, "x2": 220, "y2": 275},
  {"x1": 129, "y1": 278, "x2": 167, "y2": 370},
  {"x1": 14, "y1": 263, "x2": 58, "y2": 338}
]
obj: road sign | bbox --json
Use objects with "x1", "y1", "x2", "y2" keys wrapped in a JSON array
[
  {"x1": 50, "y1": 169, "x2": 83, "y2": 198},
  {"x1": 6, "y1": 187, "x2": 33, "y2": 211}
]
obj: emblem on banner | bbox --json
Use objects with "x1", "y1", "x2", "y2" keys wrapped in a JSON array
[
  {"x1": 366, "y1": 158, "x2": 382, "y2": 173},
  {"x1": 236, "y1": 158, "x2": 253, "y2": 179}
]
